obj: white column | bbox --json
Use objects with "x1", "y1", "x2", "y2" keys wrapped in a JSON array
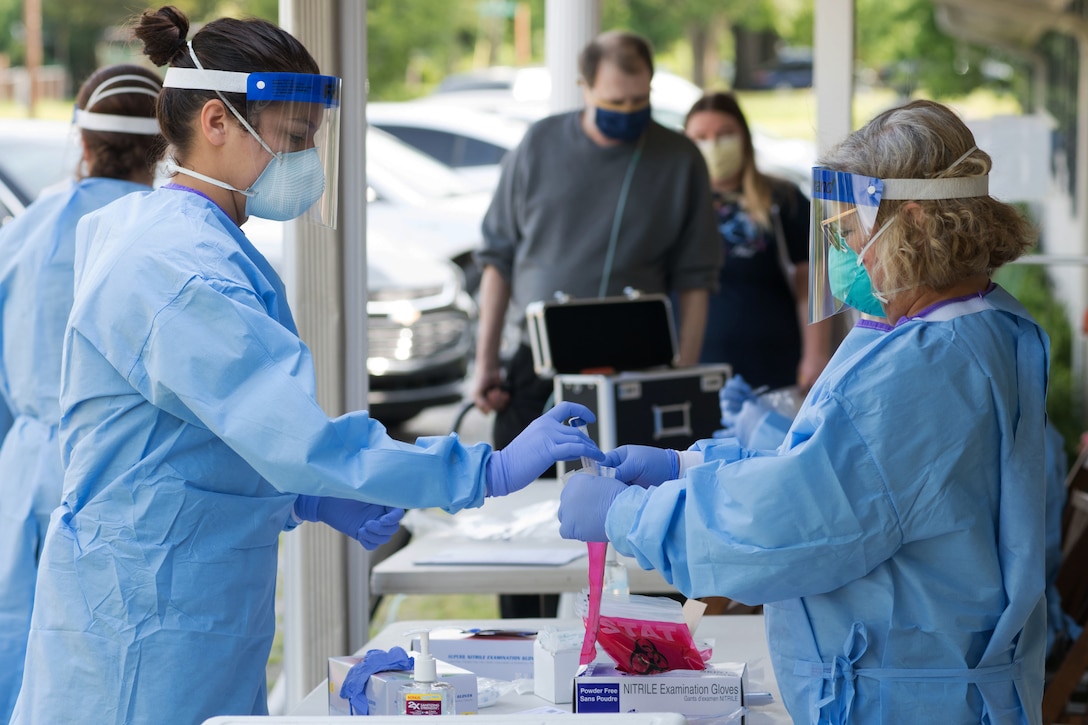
[
  {"x1": 813, "y1": 0, "x2": 854, "y2": 155},
  {"x1": 545, "y1": 0, "x2": 600, "y2": 114},
  {"x1": 279, "y1": 0, "x2": 370, "y2": 712},
  {"x1": 813, "y1": 0, "x2": 855, "y2": 347}
]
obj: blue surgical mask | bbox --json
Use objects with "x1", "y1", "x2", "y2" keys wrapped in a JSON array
[
  {"x1": 244, "y1": 148, "x2": 326, "y2": 221},
  {"x1": 595, "y1": 105, "x2": 652, "y2": 142},
  {"x1": 827, "y1": 238, "x2": 885, "y2": 316}
]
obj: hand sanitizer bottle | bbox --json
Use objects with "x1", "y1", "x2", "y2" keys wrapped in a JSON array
[{"x1": 399, "y1": 630, "x2": 455, "y2": 716}]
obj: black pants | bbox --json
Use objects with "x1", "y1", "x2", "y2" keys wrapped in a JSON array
[
  {"x1": 495, "y1": 344, "x2": 559, "y2": 618},
  {"x1": 492, "y1": 344, "x2": 555, "y2": 451}
]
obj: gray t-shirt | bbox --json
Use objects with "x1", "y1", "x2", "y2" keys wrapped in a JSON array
[{"x1": 477, "y1": 111, "x2": 721, "y2": 336}]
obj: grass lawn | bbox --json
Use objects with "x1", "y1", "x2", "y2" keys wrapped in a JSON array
[{"x1": 734, "y1": 86, "x2": 1023, "y2": 141}]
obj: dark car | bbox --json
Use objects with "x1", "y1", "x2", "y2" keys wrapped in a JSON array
[{"x1": 748, "y1": 48, "x2": 814, "y2": 90}]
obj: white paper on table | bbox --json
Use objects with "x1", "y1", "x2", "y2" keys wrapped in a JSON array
[{"x1": 414, "y1": 546, "x2": 586, "y2": 566}]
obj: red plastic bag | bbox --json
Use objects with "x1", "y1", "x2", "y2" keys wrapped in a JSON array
[{"x1": 594, "y1": 614, "x2": 708, "y2": 674}]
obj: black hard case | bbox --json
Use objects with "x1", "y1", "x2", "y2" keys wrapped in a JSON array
[{"x1": 525, "y1": 293, "x2": 678, "y2": 377}]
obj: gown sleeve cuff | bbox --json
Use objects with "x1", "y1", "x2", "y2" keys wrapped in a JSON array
[
  {"x1": 605, "y1": 484, "x2": 650, "y2": 557},
  {"x1": 677, "y1": 449, "x2": 704, "y2": 478}
]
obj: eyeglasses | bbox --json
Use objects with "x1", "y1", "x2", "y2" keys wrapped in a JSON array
[{"x1": 821, "y1": 207, "x2": 858, "y2": 251}]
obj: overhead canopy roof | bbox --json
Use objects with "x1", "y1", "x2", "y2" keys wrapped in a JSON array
[{"x1": 933, "y1": 0, "x2": 1077, "y2": 48}]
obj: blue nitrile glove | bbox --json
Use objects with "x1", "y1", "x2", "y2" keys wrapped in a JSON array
[
  {"x1": 719, "y1": 374, "x2": 756, "y2": 422},
  {"x1": 599, "y1": 445, "x2": 679, "y2": 488},
  {"x1": 340, "y1": 646, "x2": 415, "y2": 715},
  {"x1": 294, "y1": 495, "x2": 406, "y2": 550},
  {"x1": 486, "y1": 401, "x2": 604, "y2": 497},
  {"x1": 558, "y1": 471, "x2": 627, "y2": 542}
]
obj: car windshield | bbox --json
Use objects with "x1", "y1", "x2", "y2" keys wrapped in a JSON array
[{"x1": 366, "y1": 126, "x2": 470, "y2": 201}]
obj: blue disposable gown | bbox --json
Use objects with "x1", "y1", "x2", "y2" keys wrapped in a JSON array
[
  {"x1": 608, "y1": 287, "x2": 1049, "y2": 724},
  {"x1": 12, "y1": 188, "x2": 493, "y2": 725},
  {"x1": 711, "y1": 318, "x2": 893, "y2": 452},
  {"x1": 0, "y1": 178, "x2": 149, "y2": 722},
  {"x1": 1044, "y1": 421, "x2": 1081, "y2": 654}
]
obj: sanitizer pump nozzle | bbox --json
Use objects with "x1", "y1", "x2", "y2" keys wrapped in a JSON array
[{"x1": 414, "y1": 630, "x2": 436, "y2": 683}]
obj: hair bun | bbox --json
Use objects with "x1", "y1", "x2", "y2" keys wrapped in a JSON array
[{"x1": 134, "y1": 5, "x2": 191, "y2": 67}]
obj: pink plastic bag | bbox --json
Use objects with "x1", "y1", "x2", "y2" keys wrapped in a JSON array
[
  {"x1": 579, "y1": 542, "x2": 607, "y2": 666},
  {"x1": 595, "y1": 615, "x2": 708, "y2": 674}
]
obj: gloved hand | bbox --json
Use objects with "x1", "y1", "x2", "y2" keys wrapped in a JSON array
[
  {"x1": 721, "y1": 399, "x2": 793, "y2": 451},
  {"x1": 558, "y1": 471, "x2": 627, "y2": 542},
  {"x1": 294, "y1": 495, "x2": 406, "y2": 550},
  {"x1": 719, "y1": 374, "x2": 756, "y2": 422},
  {"x1": 486, "y1": 401, "x2": 604, "y2": 497},
  {"x1": 599, "y1": 445, "x2": 679, "y2": 488}
]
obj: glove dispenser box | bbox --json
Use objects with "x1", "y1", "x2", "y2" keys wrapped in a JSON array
[{"x1": 554, "y1": 365, "x2": 731, "y2": 477}]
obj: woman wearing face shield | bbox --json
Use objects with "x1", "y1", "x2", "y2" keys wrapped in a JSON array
[
  {"x1": 0, "y1": 63, "x2": 163, "y2": 724},
  {"x1": 684, "y1": 92, "x2": 831, "y2": 396},
  {"x1": 11, "y1": 7, "x2": 601, "y2": 725},
  {"x1": 559, "y1": 99, "x2": 1049, "y2": 724}
]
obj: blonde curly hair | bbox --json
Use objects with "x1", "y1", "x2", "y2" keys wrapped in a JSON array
[{"x1": 818, "y1": 99, "x2": 1036, "y2": 294}]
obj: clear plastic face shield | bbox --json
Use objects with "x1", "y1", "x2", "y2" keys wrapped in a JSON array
[
  {"x1": 809, "y1": 161, "x2": 989, "y2": 323},
  {"x1": 163, "y1": 50, "x2": 341, "y2": 227}
]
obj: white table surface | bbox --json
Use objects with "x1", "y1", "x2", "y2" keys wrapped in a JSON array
[
  {"x1": 290, "y1": 616, "x2": 790, "y2": 723},
  {"x1": 371, "y1": 479, "x2": 675, "y2": 596}
]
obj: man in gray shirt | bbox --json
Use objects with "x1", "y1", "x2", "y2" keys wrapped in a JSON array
[{"x1": 473, "y1": 30, "x2": 720, "y2": 467}]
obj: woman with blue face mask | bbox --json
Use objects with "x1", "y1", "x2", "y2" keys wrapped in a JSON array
[
  {"x1": 559, "y1": 100, "x2": 1049, "y2": 724},
  {"x1": 11, "y1": 7, "x2": 601, "y2": 725}
]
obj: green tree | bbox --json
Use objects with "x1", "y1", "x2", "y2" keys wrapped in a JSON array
[
  {"x1": 604, "y1": 0, "x2": 777, "y2": 88},
  {"x1": 5, "y1": 0, "x2": 279, "y2": 96},
  {"x1": 855, "y1": 0, "x2": 1024, "y2": 101},
  {"x1": 367, "y1": 0, "x2": 478, "y2": 100}
]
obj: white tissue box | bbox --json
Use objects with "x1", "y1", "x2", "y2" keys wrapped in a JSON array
[
  {"x1": 533, "y1": 636, "x2": 582, "y2": 703},
  {"x1": 573, "y1": 661, "x2": 747, "y2": 721},
  {"x1": 327, "y1": 653, "x2": 478, "y2": 716}
]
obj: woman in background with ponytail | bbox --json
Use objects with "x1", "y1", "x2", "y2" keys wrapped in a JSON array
[
  {"x1": 0, "y1": 63, "x2": 163, "y2": 723},
  {"x1": 685, "y1": 92, "x2": 831, "y2": 395}
]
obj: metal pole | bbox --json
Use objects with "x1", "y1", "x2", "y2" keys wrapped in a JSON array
[{"x1": 24, "y1": 0, "x2": 42, "y2": 116}]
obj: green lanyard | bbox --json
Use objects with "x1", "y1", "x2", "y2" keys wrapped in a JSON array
[{"x1": 598, "y1": 134, "x2": 646, "y2": 299}]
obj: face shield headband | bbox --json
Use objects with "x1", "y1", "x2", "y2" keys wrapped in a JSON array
[
  {"x1": 162, "y1": 42, "x2": 342, "y2": 227},
  {"x1": 73, "y1": 74, "x2": 162, "y2": 135},
  {"x1": 809, "y1": 149, "x2": 989, "y2": 323}
]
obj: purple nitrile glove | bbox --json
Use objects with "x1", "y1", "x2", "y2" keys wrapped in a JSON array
[
  {"x1": 719, "y1": 373, "x2": 756, "y2": 422},
  {"x1": 486, "y1": 401, "x2": 604, "y2": 497},
  {"x1": 558, "y1": 471, "x2": 628, "y2": 542},
  {"x1": 340, "y1": 646, "x2": 415, "y2": 715},
  {"x1": 599, "y1": 445, "x2": 679, "y2": 488},
  {"x1": 294, "y1": 495, "x2": 406, "y2": 550}
]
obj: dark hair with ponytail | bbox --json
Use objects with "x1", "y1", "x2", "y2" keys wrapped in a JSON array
[
  {"x1": 76, "y1": 63, "x2": 164, "y2": 181},
  {"x1": 133, "y1": 5, "x2": 319, "y2": 157}
]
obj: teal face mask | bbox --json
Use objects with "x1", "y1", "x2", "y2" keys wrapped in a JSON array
[{"x1": 827, "y1": 238, "x2": 886, "y2": 316}]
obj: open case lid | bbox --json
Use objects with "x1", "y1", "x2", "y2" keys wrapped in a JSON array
[{"x1": 526, "y1": 292, "x2": 678, "y2": 376}]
